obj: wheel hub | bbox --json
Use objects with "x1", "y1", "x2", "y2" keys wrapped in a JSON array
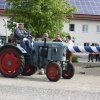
[
  {"x1": 49, "y1": 70, "x2": 55, "y2": 74},
  {"x1": 7, "y1": 60, "x2": 12, "y2": 66},
  {"x1": 48, "y1": 66, "x2": 58, "y2": 79}
]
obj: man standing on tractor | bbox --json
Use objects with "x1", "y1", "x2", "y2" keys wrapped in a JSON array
[
  {"x1": 37, "y1": 33, "x2": 49, "y2": 75},
  {"x1": 42, "y1": 33, "x2": 49, "y2": 41}
]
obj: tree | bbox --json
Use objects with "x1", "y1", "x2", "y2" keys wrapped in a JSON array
[{"x1": 6, "y1": 0, "x2": 76, "y2": 37}]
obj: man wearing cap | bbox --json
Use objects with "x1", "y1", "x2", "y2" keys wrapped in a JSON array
[
  {"x1": 14, "y1": 23, "x2": 32, "y2": 52},
  {"x1": 15, "y1": 23, "x2": 29, "y2": 39}
]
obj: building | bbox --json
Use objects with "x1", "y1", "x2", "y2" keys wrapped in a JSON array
[
  {"x1": 0, "y1": 0, "x2": 11, "y2": 39},
  {"x1": 0, "y1": 0, "x2": 100, "y2": 46},
  {"x1": 63, "y1": 0, "x2": 100, "y2": 46}
]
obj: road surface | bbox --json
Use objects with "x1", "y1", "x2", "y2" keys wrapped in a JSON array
[{"x1": 0, "y1": 65, "x2": 100, "y2": 100}]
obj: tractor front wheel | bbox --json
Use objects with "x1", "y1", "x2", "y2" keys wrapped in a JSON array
[{"x1": 46, "y1": 62, "x2": 62, "y2": 82}]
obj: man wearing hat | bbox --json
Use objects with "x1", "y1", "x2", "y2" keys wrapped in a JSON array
[
  {"x1": 14, "y1": 23, "x2": 32, "y2": 52},
  {"x1": 15, "y1": 23, "x2": 29, "y2": 39}
]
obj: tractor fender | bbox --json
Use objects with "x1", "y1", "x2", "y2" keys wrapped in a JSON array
[{"x1": 0, "y1": 44, "x2": 27, "y2": 54}]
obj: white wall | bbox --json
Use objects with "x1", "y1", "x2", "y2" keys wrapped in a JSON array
[
  {"x1": 0, "y1": 16, "x2": 11, "y2": 37},
  {"x1": 0, "y1": 16, "x2": 100, "y2": 46},
  {"x1": 63, "y1": 19, "x2": 100, "y2": 46}
]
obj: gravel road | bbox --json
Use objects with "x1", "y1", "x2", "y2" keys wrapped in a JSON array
[{"x1": 0, "y1": 64, "x2": 100, "y2": 100}]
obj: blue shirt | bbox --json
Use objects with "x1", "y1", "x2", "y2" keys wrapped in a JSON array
[{"x1": 15, "y1": 28, "x2": 29, "y2": 39}]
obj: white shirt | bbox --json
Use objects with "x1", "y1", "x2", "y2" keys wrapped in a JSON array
[{"x1": 66, "y1": 40, "x2": 74, "y2": 46}]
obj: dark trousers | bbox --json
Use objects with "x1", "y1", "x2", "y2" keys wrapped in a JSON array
[
  {"x1": 66, "y1": 51, "x2": 73, "y2": 62},
  {"x1": 95, "y1": 54, "x2": 100, "y2": 62},
  {"x1": 88, "y1": 53, "x2": 94, "y2": 62},
  {"x1": 20, "y1": 40, "x2": 32, "y2": 53}
]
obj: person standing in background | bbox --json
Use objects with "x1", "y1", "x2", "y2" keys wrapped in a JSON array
[
  {"x1": 8, "y1": 33, "x2": 14, "y2": 43},
  {"x1": 66, "y1": 35, "x2": 74, "y2": 63},
  {"x1": 53, "y1": 34, "x2": 62, "y2": 42},
  {"x1": 95, "y1": 44, "x2": 100, "y2": 62},
  {"x1": 88, "y1": 44, "x2": 94, "y2": 62}
]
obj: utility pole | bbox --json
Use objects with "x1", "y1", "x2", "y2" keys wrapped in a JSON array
[{"x1": 3, "y1": 19, "x2": 8, "y2": 43}]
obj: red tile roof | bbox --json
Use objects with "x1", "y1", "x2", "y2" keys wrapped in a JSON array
[
  {"x1": 73, "y1": 14, "x2": 100, "y2": 21},
  {"x1": 0, "y1": 9, "x2": 4, "y2": 15}
]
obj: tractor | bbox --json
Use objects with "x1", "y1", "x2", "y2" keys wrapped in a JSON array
[{"x1": 0, "y1": 38, "x2": 75, "y2": 82}]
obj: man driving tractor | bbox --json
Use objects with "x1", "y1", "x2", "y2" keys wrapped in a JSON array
[{"x1": 14, "y1": 23, "x2": 32, "y2": 52}]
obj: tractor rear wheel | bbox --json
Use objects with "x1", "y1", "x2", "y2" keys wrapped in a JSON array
[
  {"x1": 46, "y1": 62, "x2": 62, "y2": 82},
  {"x1": 0, "y1": 47, "x2": 25, "y2": 78},
  {"x1": 21, "y1": 65, "x2": 37, "y2": 76},
  {"x1": 62, "y1": 62, "x2": 75, "y2": 79}
]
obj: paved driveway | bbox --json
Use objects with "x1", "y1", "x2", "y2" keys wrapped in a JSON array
[{"x1": 0, "y1": 64, "x2": 100, "y2": 100}]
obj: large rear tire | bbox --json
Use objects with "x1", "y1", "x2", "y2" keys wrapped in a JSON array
[
  {"x1": 0, "y1": 47, "x2": 25, "y2": 78},
  {"x1": 46, "y1": 62, "x2": 62, "y2": 82},
  {"x1": 21, "y1": 65, "x2": 37, "y2": 76},
  {"x1": 62, "y1": 62, "x2": 75, "y2": 79}
]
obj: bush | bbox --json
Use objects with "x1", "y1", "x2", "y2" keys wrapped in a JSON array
[
  {"x1": 72, "y1": 55, "x2": 78, "y2": 63},
  {"x1": 60, "y1": 32, "x2": 69, "y2": 38}
]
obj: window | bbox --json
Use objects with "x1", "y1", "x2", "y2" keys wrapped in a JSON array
[
  {"x1": 84, "y1": 43, "x2": 89, "y2": 46},
  {"x1": 96, "y1": 25, "x2": 100, "y2": 32},
  {"x1": 91, "y1": 43, "x2": 97, "y2": 46},
  {"x1": 69, "y1": 24, "x2": 75, "y2": 31},
  {"x1": 82, "y1": 25, "x2": 88, "y2": 33}
]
